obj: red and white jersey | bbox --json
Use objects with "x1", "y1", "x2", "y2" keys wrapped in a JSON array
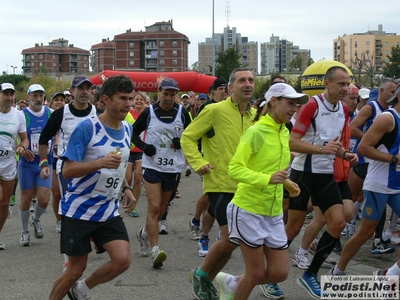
[{"x1": 291, "y1": 94, "x2": 348, "y2": 174}]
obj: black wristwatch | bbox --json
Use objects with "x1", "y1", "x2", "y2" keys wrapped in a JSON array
[
  {"x1": 391, "y1": 155, "x2": 398, "y2": 164},
  {"x1": 122, "y1": 186, "x2": 133, "y2": 193}
]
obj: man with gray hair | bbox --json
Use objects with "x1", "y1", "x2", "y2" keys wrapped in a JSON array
[
  {"x1": 18, "y1": 84, "x2": 53, "y2": 246},
  {"x1": 182, "y1": 68, "x2": 256, "y2": 300}
]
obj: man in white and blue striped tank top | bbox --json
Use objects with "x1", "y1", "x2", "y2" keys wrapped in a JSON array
[{"x1": 49, "y1": 75, "x2": 137, "y2": 300}]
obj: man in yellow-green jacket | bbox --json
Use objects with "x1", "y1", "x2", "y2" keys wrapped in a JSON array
[{"x1": 181, "y1": 68, "x2": 256, "y2": 300}]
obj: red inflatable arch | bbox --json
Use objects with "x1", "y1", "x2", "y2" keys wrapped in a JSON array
[{"x1": 90, "y1": 70, "x2": 216, "y2": 93}]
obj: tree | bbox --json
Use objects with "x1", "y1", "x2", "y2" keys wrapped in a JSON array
[
  {"x1": 383, "y1": 45, "x2": 400, "y2": 79},
  {"x1": 0, "y1": 74, "x2": 29, "y2": 90},
  {"x1": 11, "y1": 74, "x2": 70, "y2": 101},
  {"x1": 307, "y1": 58, "x2": 314, "y2": 67},
  {"x1": 289, "y1": 53, "x2": 303, "y2": 72},
  {"x1": 191, "y1": 61, "x2": 199, "y2": 72},
  {"x1": 349, "y1": 52, "x2": 378, "y2": 88},
  {"x1": 215, "y1": 46, "x2": 242, "y2": 81}
]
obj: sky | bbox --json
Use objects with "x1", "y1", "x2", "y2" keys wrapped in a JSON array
[{"x1": 1, "y1": 0, "x2": 398, "y2": 75}]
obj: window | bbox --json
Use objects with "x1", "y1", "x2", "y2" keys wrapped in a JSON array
[
  {"x1": 159, "y1": 50, "x2": 164, "y2": 56},
  {"x1": 53, "y1": 63, "x2": 56, "y2": 67},
  {"x1": 39, "y1": 62, "x2": 42, "y2": 66},
  {"x1": 366, "y1": 41, "x2": 370, "y2": 45},
  {"x1": 84, "y1": 56, "x2": 87, "y2": 61},
  {"x1": 366, "y1": 50, "x2": 370, "y2": 54},
  {"x1": 31, "y1": 55, "x2": 35, "y2": 59},
  {"x1": 159, "y1": 59, "x2": 165, "y2": 65},
  {"x1": 172, "y1": 41, "x2": 177, "y2": 47},
  {"x1": 386, "y1": 41, "x2": 390, "y2": 46},
  {"x1": 355, "y1": 50, "x2": 357, "y2": 56},
  {"x1": 172, "y1": 59, "x2": 177, "y2": 65},
  {"x1": 386, "y1": 50, "x2": 390, "y2": 55},
  {"x1": 129, "y1": 42, "x2": 134, "y2": 48},
  {"x1": 39, "y1": 55, "x2": 43, "y2": 59},
  {"x1": 130, "y1": 51, "x2": 134, "y2": 57},
  {"x1": 159, "y1": 41, "x2": 164, "y2": 47},
  {"x1": 172, "y1": 50, "x2": 177, "y2": 56},
  {"x1": 53, "y1": 55, "x2": 56, "y2": 59},
  {"x1": 84, "y1": 63, "x2": 87, "y2": 68},
  {"x1": 31, "y1": 62, "x2": 34, "y2": 66},
  {"x1": 129, "y1": 60, "x2": 134, "y2": 66},
  {"x1": 354, "y1": 41, "x2": 357, "y2": 48}
]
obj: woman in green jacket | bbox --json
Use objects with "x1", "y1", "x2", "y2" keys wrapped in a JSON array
[{"x1": 223, "y1": 83, "x2": 308, "y2": 299}]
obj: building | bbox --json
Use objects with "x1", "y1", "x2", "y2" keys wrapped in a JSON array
[
  {"x1": 198, "y1": 26, "x2": 258, "y2": 74},
  {"x1": 21, "y1": 38, "x2": 90, "y2": 74},
  {"x1": 90, "y1": 38, "x2": 116, "y2": 72},
  {"x1": 93, "y1": 20, "x2": 190, "y2": 72},
  {"x1": 260, "y1": 35, "x2": 311, "y2": 75},
  {"x1": 333, "y1": 24, "x2": 400, "y2": 73}
]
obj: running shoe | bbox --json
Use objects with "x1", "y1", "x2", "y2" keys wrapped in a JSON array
[
  {"x1": 383, "y1": 229, "x2": 400, "y2": 245},
  {"x1": 0, "y1": 237, "x2": 5, "y2": 250},
  {"x1": 7, "y1": 206, "x2": 12, "y2": 218},
  {"x1": 159, "y1": 220, "x2": 168, "y2": 235},
  {"x1": 215, "y1": 272, "x2": 234, "y2": 300},
  {"x1": 136, "y1": 228, "x2": 150, "y2": 257},
  {"x1": 29, "y1": 199, "x2": 37, "y2": 213},
  {"x1": 67, "y1": 280, "x2": 90, "y2": 300},
  {"x1": 129, "y1": 209, "x2": 139, "y2": 217},
  {"x1": 20, "y1": 231, "x2": 31, "y2": 247},
  {"x1": 9, "y1": 195, "x2": 16, "y2": 206},
  {"x1": 215, "y1": 231, "x2": 222, "y2": 241},
  {"x1": 189, "y1": 217, "x2": 201, "y2": 240},
  {"x1": 190, "y1": 269, "x2": 219, "y2": 300},
  {"x1": 260, "y1": 283, "x2": 284, "y2": 299},
  {"x1": 308, "y1": 239, "x2": 337, "y2": 266},
  {"x1": 371, "y1": 240, "x2": 395, "y2": 254},
  {"x1": 345, "y1": 221, "x2": 356, "y2": 238},
  {"x1": 55, "y1": 220, "x2": 61, "y2": 233},
  {"x1": 306, "y1": 212, "x2": 314, "y2": 219},
  {"x1": 297, "y1": 272, "x2": 321, "y2": 299},
  {"x1": 185, "y1": 168, "x2": 192, "y2": 177},
  {"x1": 151, "y1": 246, "x2": 167, "y2": 269},
  {"x1": 30, "y1": 215, "x2": 44, "y2": 239},
  {"x1": 198, "y1": 237, "x2": 209, "y2": 257},
  {"x1": 373, "y1": 268, "x2": 388, "y2": 276},
  {"x1": 175, "y1": 190, "x2": 181, "y2": 198},
  {"x1": 292, "y1": 251, "x2": 310, "y2": 269}
]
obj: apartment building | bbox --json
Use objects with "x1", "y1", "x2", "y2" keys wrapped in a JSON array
[
  {"x1": 106, "y1": 20, "x2": 190, "y2": 72},
  {"x1": 198, "y1": 26, "x2": 258, "y2": 74},
  {"x1": 90, "y1": 38, "x2": 116, "y2": 72},
  {"x1": 333, "y1": 24, "x2": 400, "y2": 72},
  {"x1": 21, "y1": 38, "x2": 90, "y2": 74},
  {"x1": 260, "y1": 35, "x2": 310, "y2": 75}
]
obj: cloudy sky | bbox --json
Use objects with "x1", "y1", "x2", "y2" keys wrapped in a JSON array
[{"x1": 1, "y1": 0, "x2": 397, "y2": 75}]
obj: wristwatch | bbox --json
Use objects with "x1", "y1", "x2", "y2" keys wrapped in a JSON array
[
  {"x1": 122, "y1": 186, "x2": 133, "y2": 193},
  {"x1": 391, "y1": 155, "x2": 398, "y2": 164}
]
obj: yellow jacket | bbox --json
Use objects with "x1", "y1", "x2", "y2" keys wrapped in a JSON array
[
  {"x1": 181, "y1": 97, "x2": 256, "y2": 193},
  {"x1": 229, "y1": 114, "x2": 290, "y2": 216}
]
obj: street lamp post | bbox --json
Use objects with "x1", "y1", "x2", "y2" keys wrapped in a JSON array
[
  {"x1": 212, "y1": 0, "x2": 215, "y2": 76},
  {"x1": 10, "y1": 65, "x2": 17, "y2": 75}
]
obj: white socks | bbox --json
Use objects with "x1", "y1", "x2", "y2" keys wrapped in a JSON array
[
  {"x1": 76, "y1": 279, "x2": 90, "y2": 294},
  {"x1": 387, "y1": 262, "x2": 400, "y2": 276},
  {"x1": 298, "y1": 247, "x2": 309, "y2": 256}
]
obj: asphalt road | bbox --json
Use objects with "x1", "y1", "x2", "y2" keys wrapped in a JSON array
[{"x1": 0, "y1": 170, "x2": 397, "y2": 299}]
